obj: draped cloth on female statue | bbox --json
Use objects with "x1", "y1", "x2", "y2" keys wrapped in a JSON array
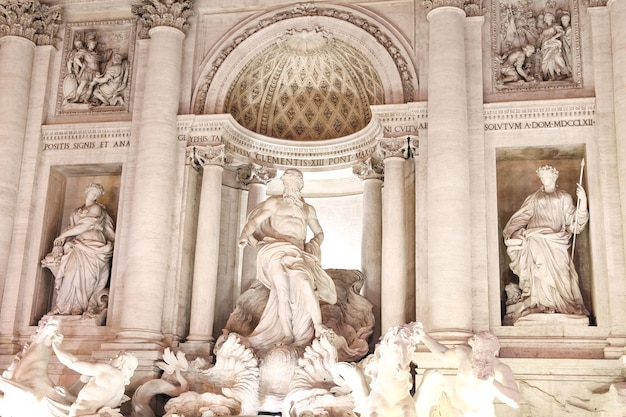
[
  {"x1": 54, "y1": 205, "x2": 115, "y2": 315},
  {"x1": 504, "y1": 188, "x2": 588, "y2": 315},
  {"x1": 247, "y1": 239, "x2": 337, "y2": 351}
]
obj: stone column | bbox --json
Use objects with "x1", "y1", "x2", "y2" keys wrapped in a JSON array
[
  {"x1": 237, "y1": 163, "x2": 276, "y2": 293},
  {"x1": 116, "y1": 0, "x2": 193, "y2": 343},
  {"x1": 588, "y1": 0, "x2": 626, "y2": 355},
  {"x1": 378, "y1": 137, "x2": 416, "y2": 333},
  {"x1": 607, "y1": 0, "x2": 626, "y2": 261},
  {"x1": 353, "y1": 157, "x2": 384, "y2": 347},
  {"x1": 184, "y1": 145, "x2": 225, "y2": 353},
  {"x1": 426, "y1": 1, "x2": 473, "y2": 337},
  {"x1": 0, "y1": 0, "x2": 60, "y2": 351}
]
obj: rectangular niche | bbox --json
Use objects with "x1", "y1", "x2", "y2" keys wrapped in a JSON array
[
  {"x1": 34, "y1": 164, "x2": 122, "y2": 326},
  {"x1": 495, "y1": 145, "x2": 593, "y2": 326}
]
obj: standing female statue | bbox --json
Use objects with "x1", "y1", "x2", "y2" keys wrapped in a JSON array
[{"x1": 42, "y1": 183, "x2": 115, "y2": 316}]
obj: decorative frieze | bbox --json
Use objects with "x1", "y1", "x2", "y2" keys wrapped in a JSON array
[
  {"x1": 131, "y1": 0, "x2": 194, "y2": 38},
  {"x1": 41, "y1": 122, "x2": 132, "y2": 152},
  {"x1": 484, "y1": 99, "x2": 595, "y2": 131},
  {"x1": 0, "y1": 0, "x2": 62, "y2": 45}
]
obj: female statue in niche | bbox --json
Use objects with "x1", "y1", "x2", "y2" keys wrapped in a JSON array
[
  {"x1": 503, "y1": 165, "x2": 589, "y2": 323},
  {"x1": 42, "y1": 183, "x2": 115, "y2": 316}
]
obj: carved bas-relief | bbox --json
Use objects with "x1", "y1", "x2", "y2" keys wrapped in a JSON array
[
  {"x1": 493, "y1": 0, "x2": 580, "y2": 90},
  {"x1": 57, "y1": 22, "x2": 135, "y2": 115},
  {"x1": 41, "y1": 183, "x2": 115, "y2": 324},
  {"x1": 502, "y1": 164, "x2": 590, "y2": 325},
  {"x1": 0, "y1": 318, "x2": 136, "y2": 417}
]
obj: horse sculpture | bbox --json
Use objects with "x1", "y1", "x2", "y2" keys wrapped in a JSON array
[{"x1": 0, "y1": 318, "x2": 72, "y2": 417}]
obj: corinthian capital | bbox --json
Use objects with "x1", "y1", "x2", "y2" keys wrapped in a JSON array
[
  {"x1": 236, "y1": 163, "x2": 277, "y2": 187},
  {"x1": 0, "y1": 0, "x2": 62, "y2": 45},
  {"x1": 132, "y1": 0, "x2": 194, "y2": 38},
  {"x1": 353, "y1": 158, "x2": 384, "y2": 181},
  {"x1": 376, "y1": 136, "x2": 419, "y2": 160},
  {"x1": 187, "y1": 145, "x2": 226, "y2": 170}
]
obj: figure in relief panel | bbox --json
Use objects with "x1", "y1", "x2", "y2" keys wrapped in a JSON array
[
  {"x1": 42, "y1": 183, "x2": 115, "y2": 317},
  {"x1": 238, "y1": 169, "x2": 337, "y2": 351},
  {"x1": 496, "y1": 1, "x2": 574, "y2": 87},
  {"x1": 415, "y1": 329, "x2": 520, "y2": 417},
  {"x1": 537, "y1": 12, "x2": 570, "y2": 81},
  {"x1": 503, "y1": 165, "x2": 589, "y2": 322},
  {"x1": 62, "y1": 31, "x2": 130, "y2": 108}
]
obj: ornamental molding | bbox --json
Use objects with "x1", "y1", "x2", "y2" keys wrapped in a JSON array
[
  {"x1": 376, "y1": 135, "x2": 419, "y2": 160},
  {"x1": 582, "y1": 0, "x2": 608, "y2": 6},
  {"x1": 188, "y1": 144, "x2": 227, "y2": 169},
  {"x1": 0, "y1": 0, "x2": 62, "y2": 45},
  {"x1": 483, "y1": 98, "x2": 595, "y2": 131},
  {"x1": 131, "y1": 0, "x2": 194, "y2": 38},
  {"x1": 422, "y1": 0, "x2": 482, "y2": 16},
  {"x1": 353, "y1": 158, "x2": 384, "y2": 181},
  {"x1": 193, "y1": 3, "x2": 416, "y2": 114}
]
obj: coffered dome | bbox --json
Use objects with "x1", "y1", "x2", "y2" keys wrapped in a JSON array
[{"x1": 224, "y1": 29, "x2": 385, "y2": 141}]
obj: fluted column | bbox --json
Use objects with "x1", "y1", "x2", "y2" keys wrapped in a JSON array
[
  {"x1": 379, "y1": 137, "x2": 416, "y2": 333},
  {"x1": 237, "y1": 163, "x2": 276, "y2": 293},
  {"x1": 186, "y1": 145, "x2": 225, "y2": 347},
  {"x1": 426, "y1": 2, "x2": 473, "y2": 337},
  {"x1": 117, "y1": 0, "x2": 193, "y2": 343},
  {"x1": 353, "y1": 157, "x2": 384, "y2": 347}
]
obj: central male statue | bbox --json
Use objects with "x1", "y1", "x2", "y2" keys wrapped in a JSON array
[{"x1": 238, "y1": 169, "x2": 337, "y2": 351}]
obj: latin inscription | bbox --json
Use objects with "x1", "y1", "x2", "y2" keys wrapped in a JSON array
[
  {"x1": 43, "y1": 140, "x2": 131, "y2": 151},
  {"x1": 484, "y1": 119, "x2": 594, "y2": 131}
]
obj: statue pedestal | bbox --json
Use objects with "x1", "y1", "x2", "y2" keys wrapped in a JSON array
[{"x1": 513, "y1": 313, "x2": 589, "y2": 326}]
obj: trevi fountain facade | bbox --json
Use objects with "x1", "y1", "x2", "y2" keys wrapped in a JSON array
[{"x1": 0, "y1": 0, "x2": 625, "y2": 416}]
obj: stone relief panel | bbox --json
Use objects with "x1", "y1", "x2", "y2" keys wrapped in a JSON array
[
  {"x1": 56, "y1": 20, "x2": 136, "y2": 116},
  {"x1": 492, "y1": 0, "x2": 581, "y2": 91}
]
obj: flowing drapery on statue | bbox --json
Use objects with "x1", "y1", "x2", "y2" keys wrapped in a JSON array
[
  {"x1": 503, "y1": 165, "x2": 589, "y2": 321},
  {"x1": 42, "y1": 183, "x2": 115, "y2": 316},
  {"x1": 238, "y1": 169, "x2": 337, "y2": 351}
]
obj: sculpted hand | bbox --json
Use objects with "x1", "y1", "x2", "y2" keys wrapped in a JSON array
[{"x1": 575, "y1": 183, "x2": 587, "y2": 202}]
